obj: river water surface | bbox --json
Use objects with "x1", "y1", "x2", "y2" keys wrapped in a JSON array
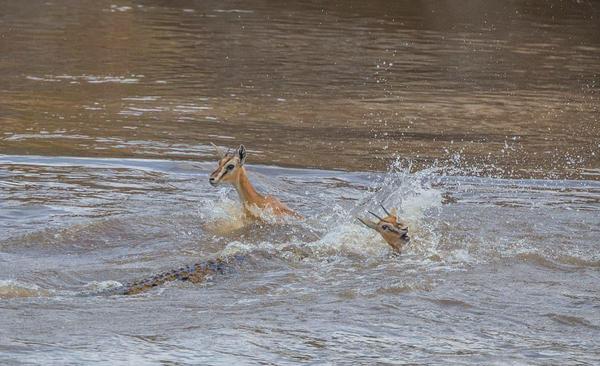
[{"x1": 1, "y1": 1, "x2": 599, "y2": 365}]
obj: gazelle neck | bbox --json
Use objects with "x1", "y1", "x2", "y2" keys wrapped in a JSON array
[{"x1": 233, "y1": 167, "x2": 263, "y2": 205}]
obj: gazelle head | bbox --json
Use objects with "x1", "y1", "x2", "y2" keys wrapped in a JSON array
[
  {"x1": 358, "y1": 204, "x2": 410, "y2": 253},
  {"x1": 209, "y1": 143, "x2": 247, "y2": 186}
]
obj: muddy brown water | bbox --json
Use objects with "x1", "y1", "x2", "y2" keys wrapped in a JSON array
[{"x1": 1, "y1": 1, "x2": 599, "y2": 365}]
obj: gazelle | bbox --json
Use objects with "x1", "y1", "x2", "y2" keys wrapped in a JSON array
[
  {"x1": 96, "y1": 159, "x2": 407, "y2": 296},
  {"x1": 358, "y1": 204, "x2": 410, "y2": 253},
  {"x1": 209, "y1": 143, "x2": 300, "y2": 218}
]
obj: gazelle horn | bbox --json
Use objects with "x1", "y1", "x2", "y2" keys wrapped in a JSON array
[
  {"x1": 357, "y1": 217, "x2": 377, "y2": 229},
  {"x1": 357, "y1": 217, "x2": 370, "y2": 227},
  {"x1": 380, "y1": 203, "x2": 391, "y2": 216},
  {"x1": 368, "y1": 211, "x2": 383, "y2": 221},
  {"x1": 210, "y1": 142, "x2": 225, "y2": 158}
]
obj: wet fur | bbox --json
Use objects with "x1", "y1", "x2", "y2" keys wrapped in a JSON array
[
  {"x1": 209, "y1": 144, "x2": 300, "y2": 219},
  {"x1": 358, "y1": 205, "x2": 410, "y2": 253}
]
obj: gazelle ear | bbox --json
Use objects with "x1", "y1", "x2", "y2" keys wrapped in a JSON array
[
  {"x1": 390, "y1": 207, "x2": 398, "y2": 217},
  {"x1": 237, "y1": 144, "x2": 247, "y2": 165}
]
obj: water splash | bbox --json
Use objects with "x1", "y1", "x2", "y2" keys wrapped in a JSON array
[
  {"x1": 0, "y1": 280, "x2": 50, "y2": 299},
  {"x1": 212, "y1": 157, "x2": 445, "y2": 261},
  {"x1": 312, "y1": 158, "x2": 444, "y2": 258}
]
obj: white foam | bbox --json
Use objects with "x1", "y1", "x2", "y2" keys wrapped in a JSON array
[
  {"x1": 83, "y1": 280, "x2": 123, "y2": 292},
  {"x1": 307, "y1": 223, "x2": 389, "y2": 257},
  {"x1": 0, "y1": 279, "x2": 49, "y2": 299},
  {"x1": 204, "y1": 157, "x2": 446, "y2": 262}
]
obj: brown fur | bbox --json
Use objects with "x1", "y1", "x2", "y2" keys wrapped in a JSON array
[
  {"x1": 209, "y1": 144, "x2": 300, "y2": 219},
  {"x1": 358, "y1": 205, "x2": 410, "y2": 253}
]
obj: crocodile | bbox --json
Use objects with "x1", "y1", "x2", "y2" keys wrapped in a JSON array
[{"x1": 95, "y1": 255, "x2": 244, "y2": 296}]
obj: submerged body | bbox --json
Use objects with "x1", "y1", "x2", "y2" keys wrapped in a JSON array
[{"x1": 96, "y1": 256, "x2": 241, "y2": 296}]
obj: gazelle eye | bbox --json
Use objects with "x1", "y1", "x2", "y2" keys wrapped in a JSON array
[
  {"x1": 382, "y1": 225, "x2": 390, "y2": 231},
  {"x1": 226, "y1": 164, "x2": 235, "y2": 170}
]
